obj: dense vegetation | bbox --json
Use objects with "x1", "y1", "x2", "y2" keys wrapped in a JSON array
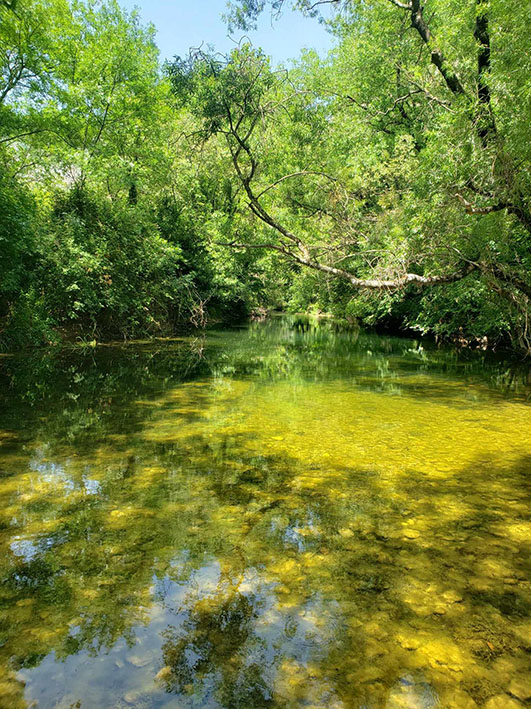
[{"x1": 1, "y1": 0, "x2": 529, "y2": 352}]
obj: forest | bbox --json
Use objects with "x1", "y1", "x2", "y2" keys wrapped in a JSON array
[
  {"x1": 1, "y1": 4, "x2": 530, "y2": 707},
  {"x1": 1, "y1": 0, "x2": 530, "y2": 353}
]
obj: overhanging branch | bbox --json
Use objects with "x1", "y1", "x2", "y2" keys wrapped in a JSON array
[
  {"x1": 385, "y1": 0, "x2": 465, "y2": 96},
  {"x1": 455, "y1": 193, "x2": 508, "y2": 215}
]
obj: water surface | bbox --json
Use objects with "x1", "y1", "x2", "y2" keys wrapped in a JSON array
[{"x1": 0, "y1": 318, "x2": 530, "y2": 708}]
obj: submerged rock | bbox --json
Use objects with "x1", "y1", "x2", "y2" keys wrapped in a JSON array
[
  {"x1": 442, "y1": 589, "x2": 463, "y2": 604},
  {"x1": 509, "y1": 677, "x2": 531, "y2": 702},
  {"x1": 484, "y1": 695, "x2": 523, "y2": 709},
  {"x1": 437, "y1": 688, "x2": 478, "y2": 708},
  {"x1": 155, "y1": 666, "x2": 173, "y2": 683},
  {"x1": 396, "y1": 633, "x2": 422, "y2": 651},
  {"x1": 385, "y1": 674, "x2": 438, "y2": 709},
  {"x1": 338, "y1": 527, "x2": 354, "y2": 538},
  {"x1": 126, "y1": 653, "x2": 151, "y2": 668},
  {"x1": 417, "y1": 639, "x2": 466, "y2": 673},
  {"x1": 124, "y1": 690, "x2": 142, "y2": 705}
]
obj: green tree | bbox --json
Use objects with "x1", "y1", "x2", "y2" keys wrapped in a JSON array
[{"x1": 215, "y1": 2, "x2": 531, "y2": 349}]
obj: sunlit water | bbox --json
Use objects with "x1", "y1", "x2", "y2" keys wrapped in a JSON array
[{"x1": 0, "y1": 317, "x2": 530, "y2": 708}]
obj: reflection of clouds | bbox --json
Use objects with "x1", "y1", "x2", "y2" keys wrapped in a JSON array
[
  {"x1": 385, "y1": 673, "x2": 438, "y2": 709},
  {"x1": 155, "y1": 560, "x2": 224, "y2": 614},
  {"x1": 10, "y1": 533, "x2": 58, "y2": 562},
  {"x1": 82, "y1": 475, "x2": 101, "y2": 495},
  {"x1": 277, "y1": 520, "x2": 307, "y2": 551},
  {"x1": 27, "y1": 449, "x2": 101, "y2": 496},
  {"x1": 156, "y1": 556, "x2": 347, "y2": 707},
  {"x1": 30, "y1": 450, "x2": 74, "y2": 492},
  {"x1": 10, "y1": 536, "x2": 39, "y2": 562},
  {"x1": 269, "y1": 594, "x2": 342, "y2": 667},
  {"x1": 270, "y1": 510, "x2": 322, "y2": 552}
]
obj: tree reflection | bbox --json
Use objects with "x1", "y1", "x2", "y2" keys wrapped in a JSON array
[{"x1": 160, "y1": 565, "x2": 272, "y2": 707}]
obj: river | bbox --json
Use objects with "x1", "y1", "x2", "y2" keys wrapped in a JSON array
[{"x1": 0, "y1": 316, "x2": 529, "y2": 708}]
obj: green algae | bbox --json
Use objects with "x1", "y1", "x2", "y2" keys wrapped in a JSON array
[{"x1": 0, "y1": 317, "x2": 529, "y2": 708}]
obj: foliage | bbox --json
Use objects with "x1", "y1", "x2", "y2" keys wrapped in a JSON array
[
  {"x1": 180, "y1": 0, "x2": 531, "y2": 351},
  {"x1": 0, "y1": 0, "x2": 273, "y2": 348},
  {"x1": 0, "y1": 0, "x2": 529, "y2": 351}
]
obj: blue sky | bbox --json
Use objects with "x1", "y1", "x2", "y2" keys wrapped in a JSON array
[{"x1": 118, "y1": 0, "x2": 335, "y2": 65}]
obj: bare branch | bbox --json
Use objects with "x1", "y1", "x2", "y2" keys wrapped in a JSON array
[
  {"x1": 224, "y1": 235, "x2": 477, "y2": 290},
  {"x1": 385, "y1": 0, "x2": 465, "y2": 96},
  {"x1": 455, "y1": 193, "x2": 508, "y2": 215},
  {"x1": 256, "y1": 170, "x2": 337, "y2": 199},
  {"x1": 308, "y1": 0, "x2": 343, "y2": 11},
  {"x1": 0, "y1": 129, "x2": 47, "y2": 144},
  {"x1": 386, "y1": 0, "x2": 412, "y2": 10}
]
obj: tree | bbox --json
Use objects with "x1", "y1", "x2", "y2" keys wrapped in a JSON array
[
  {"x1": 226, "y1": 0, "x2": 531, "y2": 232},
  {"x1": 210, "y1": 1, "x2": 530, "y2": 348},
  {"x1": 169, "y1": 47, "x2": 476, "y2": 288}
]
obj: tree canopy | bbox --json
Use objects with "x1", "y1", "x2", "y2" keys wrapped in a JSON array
[{"x1": 0, "y1": 0, "x2": 529, "y2": 351}]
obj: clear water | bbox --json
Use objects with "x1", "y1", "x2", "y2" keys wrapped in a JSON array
[{"x1": 0, "y1": 317, "x2": 529, "y2": 708}]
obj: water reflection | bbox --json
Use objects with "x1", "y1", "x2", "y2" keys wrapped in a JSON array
[{"x1": 0, "y1": 317, "x2": 529, "y2": 708}]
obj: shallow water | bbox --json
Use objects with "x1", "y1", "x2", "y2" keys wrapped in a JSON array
[{"x1": 0, "y1": 317, "x2": 529, "y2": 708}]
